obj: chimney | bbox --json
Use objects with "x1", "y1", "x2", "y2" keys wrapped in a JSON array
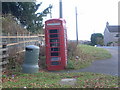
[{"x1": 106, "y1": 22, "x2": 109, "y2": 26}]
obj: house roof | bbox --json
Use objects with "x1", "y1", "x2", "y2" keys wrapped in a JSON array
[{"x1": 107, "y1": 26, "x2": 120, "y2": 32}]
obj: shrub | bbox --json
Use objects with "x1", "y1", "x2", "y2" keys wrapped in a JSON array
[
  {"x1": 67, "y1": 41, "x2": 82, "y2": 69},
  {"x1": 66, "y1": 42, "x2": 111, "y2": 70},
  {"x1": 67, "y1": 41, "x2": 77, "y2": 58},
  {"x1": 66, "y1": 59, "x2": 74, "y2": 69},
  {"x1": 39, "y1": 45, "x2": 46, "y2": 69},
  {"x1": 2, "y1": 14, "x2": 29, "y2": 35},
  {"x1": 107, "y1": 42, "x2": 113, "y2": 46},
  {"x1": 6, "y1": 48, "x2": 24, "y2": 72}
]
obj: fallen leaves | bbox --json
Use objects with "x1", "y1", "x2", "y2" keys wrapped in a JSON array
[
  {"x1": 2, "y1": 72, "x2": 118, "y2": 88},
  {"x1": 2, "y1": 77, "x2": 18, "y2": 83}
]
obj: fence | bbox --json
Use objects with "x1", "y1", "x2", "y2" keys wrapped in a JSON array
[
  {"x1": 0, "y1": 33, "x2": 45, "y2": 71},
  {"x1": 0, "y1": 43, "x2": 9, "y2": 71}
]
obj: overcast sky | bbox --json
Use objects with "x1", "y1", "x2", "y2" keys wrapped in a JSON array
[{"x1": 36, "y1": 0, "x2": 119, "y2": 40}]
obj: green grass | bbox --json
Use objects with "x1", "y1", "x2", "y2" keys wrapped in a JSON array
[
  {"x1": 79, "y1": 45, "x2": 112, "y2": 60},
  {"x1": 2, "y1": 45, "x2": 117, "y2": 88},
  {"x1": 2, "y1": 72, "x2": 118, "y2": 88},
  {"x1": 39, "y1": 44, "x2": 112, "y2": 70},
  {"x1": 66, "y1": 45, "x2": 112, "y2": 69}
]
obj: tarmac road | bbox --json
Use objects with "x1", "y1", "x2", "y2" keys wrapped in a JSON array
[
  {"x1": 76, "y1": 46, "x2": 119, "y2": 76},
  {"x1": 51, "y1": 46, "x2": 119, "y2": 76}
]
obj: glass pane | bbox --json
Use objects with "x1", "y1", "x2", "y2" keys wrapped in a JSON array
[
  {"x1": 50, "y1": 39, "x2": 59, "y2": 42},
  {"x1": 51, "y1": 48, "x2": 60, "y2": 51},
  {"x1": 49, "y1": 29, "x2": 59, "y2": 33},
  {"x1": 51, "y1": 61, "x2": 60, "y2": 65},
  {"x1": 51, "y1": 57, "x2": 60, "y2": 61},
  {"x1": 49, "y1": 34, "x2": 59, "y2": 38},
  {"x1": 51, "y1": 52, "x2": 59, "y2": 56},
  {"x1": 50, "y1": 43, "x2": 60, "y2": 47}
]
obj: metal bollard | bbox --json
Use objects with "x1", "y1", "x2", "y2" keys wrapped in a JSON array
[{"x1": 22, "y1": 45, "x2": 39, "y2": 73}]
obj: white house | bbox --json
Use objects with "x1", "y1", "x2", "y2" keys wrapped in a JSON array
[{"x1": 104, "y1": 22, "x2": 120, "y2": 46}]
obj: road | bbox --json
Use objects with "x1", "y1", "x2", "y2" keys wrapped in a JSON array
[
  {"x1": 51, "y1": 46, "x2": 119, "y2": 76},
  {"x1": 76, "y1": 46, "x2": 118, "y2": 76}
]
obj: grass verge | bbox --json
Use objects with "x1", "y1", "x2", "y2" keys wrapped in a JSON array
[
  {"x1": 2, "y1": 44, "x2": 116, "y2": 88},
  {"x1": 79, "y1": 45, "x2": 112, "y2": 60},
  {"x1": 2, "y1": 71, "x2": 118, "y2": 88},
  {"x1": 66, "y1": 45, "x2": 112, "y2": 69}
]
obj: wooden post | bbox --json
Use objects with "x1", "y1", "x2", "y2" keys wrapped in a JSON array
[
  {"x1": 23, "y1": 33, "x2": 25, "y2": 50},
  {"x1": 17, "y1": 32, "x2": 18, "y2": 43},
  {"x1": 29, "y1": 32, "x2": 30, "y2": 45},
  {"x1": 8, "y1": 33, "x2": 10, "y2": 44},
  {"x1": 75, "y1": 7, "x2": 79, "y2": 45},
  {"x1": 7, "y1": 33, "x2": 10, "y2": 54},
  {"x1": 17, "y1": 32, "x2": 19, "y2": 52}
]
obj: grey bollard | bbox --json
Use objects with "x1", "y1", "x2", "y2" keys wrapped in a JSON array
[{"x1": 22, "y1": 45, "x2": 39, "y2": 73}]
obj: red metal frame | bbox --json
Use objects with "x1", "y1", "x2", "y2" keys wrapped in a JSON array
[{"x1": 45, "y1": 18, "x2": 67, "y2": 71}]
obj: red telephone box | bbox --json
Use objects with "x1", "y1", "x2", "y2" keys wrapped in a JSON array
[{"x1": 45, "y1": 18, "x2": 67, "y2": 71}]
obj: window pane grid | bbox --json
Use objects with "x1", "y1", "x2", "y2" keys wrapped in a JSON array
[
  {"x1": 49, "y1": 29, "x2": 59, "y2": 33},
  {"x1": 49, "y1": 34, "x2": 59, "y2": 38}
]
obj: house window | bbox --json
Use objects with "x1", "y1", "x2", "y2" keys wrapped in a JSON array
[{"x1": 115, "y1": 34, "x2": 120, "y2": 37}]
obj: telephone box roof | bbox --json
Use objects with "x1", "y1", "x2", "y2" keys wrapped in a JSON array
[{"x1": 45, "y1": 18, "x2": 66, "y2": 23}]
